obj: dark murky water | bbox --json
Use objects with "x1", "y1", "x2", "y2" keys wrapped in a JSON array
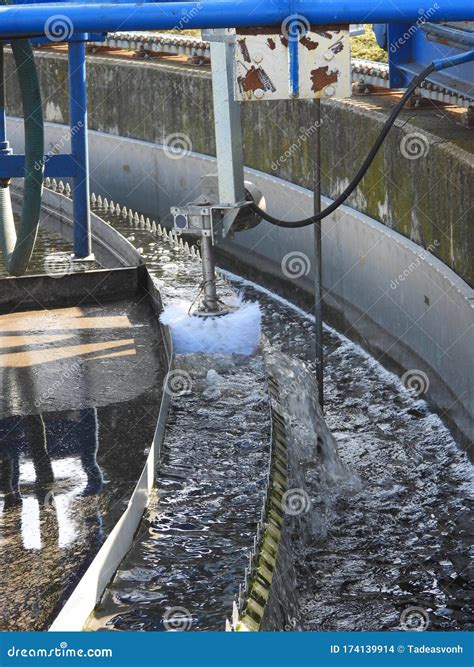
[
  {"x1": 100, "y1": 203, "x2": 473, "y2": 632},
  {"x1": 88, "y1": 354, "x2": 271, "y2": 631}
]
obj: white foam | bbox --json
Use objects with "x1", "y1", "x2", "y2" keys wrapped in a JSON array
[{"x1": 160, "y1": 297, "x2": 261, "y2": 355}]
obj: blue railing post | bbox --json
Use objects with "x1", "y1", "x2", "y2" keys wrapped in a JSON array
[
  {"x1": 288, "y1": 19, "x2": 300, "y2": 98},
  {"x1": 0, "y1": 44, "x2": 11, "y2": 156},
  {"x1": 68, "y1": 37, "x2": 91, "y2": 259}
]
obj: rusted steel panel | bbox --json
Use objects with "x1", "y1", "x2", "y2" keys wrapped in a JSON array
[{"x1": 234, "y1": 26, "x2": 351, "y2": 101}]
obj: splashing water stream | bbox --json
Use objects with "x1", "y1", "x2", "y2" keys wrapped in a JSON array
[
  {"x1": 99, "y1": 205, "x2": 472, "y2": 632},
  {"x1": 5, "y1": 203, "x2": 469, "y2": 632}
]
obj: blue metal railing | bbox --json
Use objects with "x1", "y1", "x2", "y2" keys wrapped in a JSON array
[{"x1": 0, "y1": 1, "x2": 473, "y2": 40}]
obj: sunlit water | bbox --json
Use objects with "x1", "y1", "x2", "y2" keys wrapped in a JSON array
[{"x1": 101, "y1": 205, "x2": 473, "y2": 632}]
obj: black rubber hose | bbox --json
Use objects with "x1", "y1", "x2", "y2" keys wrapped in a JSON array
[
  {"x1": 248, "y1": 64, "x2": 435, "y2": 228},
  {"x1": 0, "y1": 39, "x2": 44, "y2": 275}
]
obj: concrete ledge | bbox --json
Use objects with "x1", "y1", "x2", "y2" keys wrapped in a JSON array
[
  {"x1": 0, "y1": 266, "x2": 140, "y2": 314},
  {"x1": 1, "y1": 189, "x2": 174, "y2": 630}
]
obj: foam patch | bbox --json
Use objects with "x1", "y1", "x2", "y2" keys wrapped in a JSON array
[{"x1": 160, "y1": 297, "x2": 261, "y2": 355}]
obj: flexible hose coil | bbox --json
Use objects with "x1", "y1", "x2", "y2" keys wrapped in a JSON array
[{"x1": 0, "y1": 38, "x2": 44, "y2": 275}]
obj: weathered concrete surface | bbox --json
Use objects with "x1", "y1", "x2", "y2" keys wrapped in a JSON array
[{"x1": 4, "y1": 49, "x2": 473, "y2": 284}]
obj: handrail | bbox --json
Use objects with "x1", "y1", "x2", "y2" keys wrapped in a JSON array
[{"x1": 0, "y1": 0, "x2": 473, "y2": 40}]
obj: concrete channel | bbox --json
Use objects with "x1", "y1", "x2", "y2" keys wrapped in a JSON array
[
  {"x1": 1, "y1": 50, "x2": 472, "y2": 633},
  {"x1": 7, "y1": 117, "x2": 473, "y2": 451}
]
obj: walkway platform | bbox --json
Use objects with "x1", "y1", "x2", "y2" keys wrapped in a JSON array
[{"x1": 0, "y1": 268, "x2": 168, "y2": 630}]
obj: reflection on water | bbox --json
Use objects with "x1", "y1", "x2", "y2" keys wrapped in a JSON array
[
  {"x1": 0, "y1": 234, "x2": 166, "y2": 630},
  {"x1": 0, "y1": 393, "x2": 163, "y2": 630},
  {"x1": 1, "y1": 409, "x2": 102, "y2": 511}
]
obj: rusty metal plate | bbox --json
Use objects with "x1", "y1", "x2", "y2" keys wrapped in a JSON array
[{"x1": 234, "y1": 26, "x2": 351, "y2": 102}]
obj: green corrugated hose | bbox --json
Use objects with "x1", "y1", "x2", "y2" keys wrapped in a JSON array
[{"x1": 0, "y1": 39, "x2": 44, "y2": 276}]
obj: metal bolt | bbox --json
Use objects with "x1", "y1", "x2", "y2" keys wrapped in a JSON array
[
  {"x1": 324, "y1": 85, "x2": 335, "y2": 97},
  {"x1": 254, "y1": 88, "x2": 265, "y2": 100}
]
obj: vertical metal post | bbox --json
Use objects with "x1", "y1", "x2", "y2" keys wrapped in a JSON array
[
  {"x1": 196, "y1": 30, "x2": 245, "y2": 313},
  {"x1": 68, "y1": 38, "x2": 92, "y2": 259},
  {"x1": 0, "y1": 44, "x2": 9, "y2": 152},
  {"x1": 209, "y1": 30, "x2": 246, "y2": 206},
  {"x1": 313, "y1": 99, "x2": 324, "y2": 410},
  {"x1": 288, "y1": 22, "x2": 300, "y2": 98},
  {"x1": 200, "y1": 235, "x2": 219, "y2": 312}
]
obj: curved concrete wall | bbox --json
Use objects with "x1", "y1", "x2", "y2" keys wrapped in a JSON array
[
  {"x1": 6, "y1": 117, "x2": 473, "y2": 450},
  {"x1": 4, "y1": 50, "x2": 473, "y2": 285}
]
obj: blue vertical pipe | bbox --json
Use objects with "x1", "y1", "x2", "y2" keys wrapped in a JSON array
[
  {"x1": 288, "y1": 22, "x2": 300, "y2": 98},
  {"x1": 68, "y1": 38, "x2": 91, "y2": 259}
]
